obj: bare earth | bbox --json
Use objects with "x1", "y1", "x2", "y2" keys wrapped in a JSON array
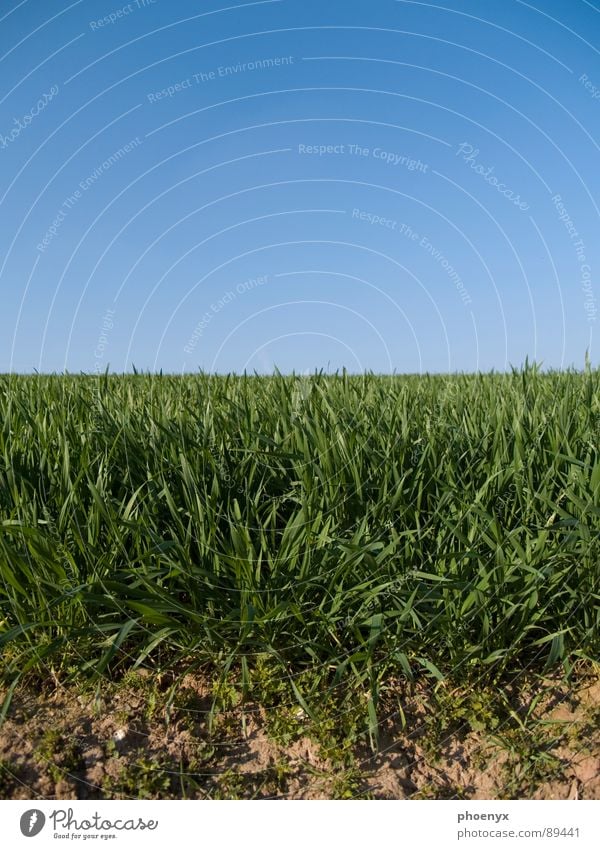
[{"x1": 1, "y1": 672, "x2": 599, "y2": 800}]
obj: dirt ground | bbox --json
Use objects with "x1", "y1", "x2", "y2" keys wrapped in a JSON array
[{"x1": 1, "y1": 671, "x2": 599, "y2": 800}]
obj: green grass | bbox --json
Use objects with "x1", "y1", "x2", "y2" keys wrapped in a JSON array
[{"x1": 0, "y1": 365, "x2": 599, "y2": 731}]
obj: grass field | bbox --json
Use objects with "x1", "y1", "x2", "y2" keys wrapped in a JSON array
[{"x1": 0, "y1": 366, "x2": 599, "y2": 798}]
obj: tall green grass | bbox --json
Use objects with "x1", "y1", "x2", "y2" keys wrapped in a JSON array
[{"x1": 0, "y1": 367, "x2": 599, "y2": 715}]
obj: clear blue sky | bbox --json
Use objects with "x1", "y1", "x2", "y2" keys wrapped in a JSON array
[{"x1": 1, "y1": 0, "x2": 598, "y2": 373}]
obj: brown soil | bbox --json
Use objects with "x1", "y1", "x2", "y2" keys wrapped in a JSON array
[{"x1": 0, "y1": 672, "x2": 598, "y2": 800}]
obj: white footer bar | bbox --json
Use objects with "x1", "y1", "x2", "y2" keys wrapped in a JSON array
[{"x1": 0, "y1": 800, "x2": 597, "y2": 847}]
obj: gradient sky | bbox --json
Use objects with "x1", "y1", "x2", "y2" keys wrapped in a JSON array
[{"x1": 0, "y1": 0, "x2": 598, "y2": 373}]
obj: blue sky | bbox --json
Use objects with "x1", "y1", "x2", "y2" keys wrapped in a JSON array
[{"x1": 0, "y1": 0, "x2": 598, "y2": 373}]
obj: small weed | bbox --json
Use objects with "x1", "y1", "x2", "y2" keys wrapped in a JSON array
[
  {"x1": 212, "y1": 768, "x2": 248, "y2": 800},
  {"x1": 495, "y1": 728, "x2": 565, "y2": 796},
  {"x1": 102, "y1": 757, "x2": 174, "y2": 799},
  {"x1": 330, "y1": 765, "x2": 365, "y2": 799},
  {"x1": 35, "y1": 729, "x2": 84, "y2": 784}
]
